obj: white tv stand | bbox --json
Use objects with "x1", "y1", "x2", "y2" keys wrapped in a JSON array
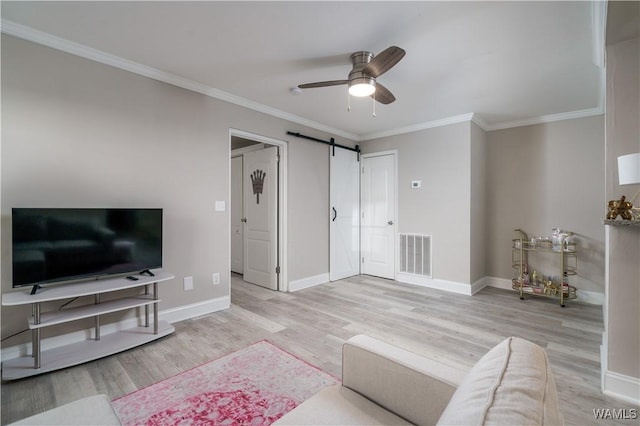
[{"x1": 1, "y1": 271, "x2": 175, "y2": 380}]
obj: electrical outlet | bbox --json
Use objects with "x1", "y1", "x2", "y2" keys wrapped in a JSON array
[
  {"x1": 183, "y1": 276, "x2": 193, "y2": 291},
  {"x1": 212, "y1": 272, "x2": 221, "y2": 285}
]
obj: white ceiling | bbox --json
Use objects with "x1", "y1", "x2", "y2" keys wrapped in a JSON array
[{"x1": 1, "y1": 1, "x2": 606, "y2": 140}]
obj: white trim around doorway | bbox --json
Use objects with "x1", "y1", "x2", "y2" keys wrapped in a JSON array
[{"x1": 229, "y1": 129, "x2": 289, "y2": 292}]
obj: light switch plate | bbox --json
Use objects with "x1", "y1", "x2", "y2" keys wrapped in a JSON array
[
  {"x1": 215, "y1": 201, "x2": 226, "y2": 212},
  {"x1": 183, "y1": 276, "x2": 193, "y2": 291}
]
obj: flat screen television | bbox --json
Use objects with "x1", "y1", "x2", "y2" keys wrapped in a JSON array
[{"x1": 12, "y1": 208, "x2": 163, "y2": 290}]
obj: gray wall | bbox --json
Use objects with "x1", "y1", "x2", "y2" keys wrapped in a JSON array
[
  {"x1": 361, "y1": 116, "x2": 605, "y2": 298},
  {"x1": 605, "y1": 36, "x2": 639, "y2": 380},
  {"x1": 362, "y1": 122, "x2": 472, "y2": 285},
  {"x1": 486, "y1": 116, "x2": 606, "y2": 299},
  {"x1": 1, "y1": 36, "x2": 344, "y2": 346}
]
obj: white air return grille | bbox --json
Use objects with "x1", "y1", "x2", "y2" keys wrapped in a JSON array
[{"x1": 399, "y1": 234, "x2": 432, "y2": 277}]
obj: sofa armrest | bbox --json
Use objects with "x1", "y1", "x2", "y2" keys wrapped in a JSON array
[{"x1": 342, "y1": 335, "x2": 467, "y2": 426}]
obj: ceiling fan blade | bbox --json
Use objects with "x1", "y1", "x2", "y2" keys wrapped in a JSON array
[
  {"x1": 363, "y1": 46, "x2": 406, "y2": 78},
  {"x1": 371, "y1": 82, "x2": 396, "y2": 105},
  {"x1": 298, "y1": 80, "x2": 348, "y2": 89}
]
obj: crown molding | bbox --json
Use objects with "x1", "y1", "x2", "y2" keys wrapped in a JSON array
[
  {"x1": 0, "y1": 19, "x2": 360, "y2": 142},
  {"x1": 357, "y1": 106, "x2": 604, "y2": 140},
  {"x1": 592, "y1": 0, "x2": 607, "y2": 69},
  {"x1": 592, "y1": 0, "x2": 607, "y2": 115},
  {"x1": 470, "y1": 113, "x2": 490, "y2": 132},
  {"x1": 482, "y1": 107, "x2": 604, "y2": 132},
  {"x1": 2, "y1": 19, "x2": 605, "y2": 143},
  {"x1": 360, "y1": 113, "x2": 476, "y2": 141}
]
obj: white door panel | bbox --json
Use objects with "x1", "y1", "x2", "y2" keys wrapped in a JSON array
[
  {"x1": 243, "y1": 146, "x2": 278, "y2": 290},
  {"x1": 370, "y1": 233, "x2": 390, "y2": 264},
  {"x1": 330, "y1": 148, "x2": 360, "y2": 281},
  {"x1": 247, "y1": 240, "x2": 270, "y2": 272},
  {"x1": 230, "y1": 156, "x2": 244, "y2": 274},
  {"x1": 361, "y1": 154, "x2": 396, "y2": 279}
]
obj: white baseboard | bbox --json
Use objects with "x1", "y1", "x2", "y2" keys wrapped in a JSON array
[
  {"x1": 396, "y1": 273, "x2": 473, "y2": 295},
  {"x1": 485, "y1": 276, "x2": 513, "y2": 290},
  {"x1": 603, "y1": 370, "x2": 640, "y2": 405},
  {"x1": 0, "y1": 296, "x2": 230, "y2": 362},
  {"x1": 470, "y1": 276, "x2": 489, "y2": 295},
  {"x1": 485, "y1": 276, "x2": 604, "y2": 305},
  {"x1": 288, "y1": 273, "x2": 329, "y2": 292},
  {"x1": 387, "y1": 274, "x2": 604, "y2": 306},
  {"x1": 160, "y1": 296, "x2": 230, "y2": 323}
]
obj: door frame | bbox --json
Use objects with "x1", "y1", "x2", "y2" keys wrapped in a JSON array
[
  {"x1": 230, "y1": 155, "x2": 244, "y2": 274},
  {"x1": 229, "y1": 129, "x2": 288, "y2": 292},
  {"x1": 361, "y1": 150, "x2": 399, "y2": 280}
]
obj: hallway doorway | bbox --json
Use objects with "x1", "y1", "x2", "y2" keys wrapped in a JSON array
[{"x1": 230, "y1": 130, "x2": 288, "y2": 291}]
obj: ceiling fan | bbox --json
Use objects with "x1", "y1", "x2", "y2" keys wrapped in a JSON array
[{"x1": 297, "y1": 46, "x2": 406, "y2": 105}]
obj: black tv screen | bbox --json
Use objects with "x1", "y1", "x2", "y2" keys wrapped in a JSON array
[{"x1": 12, "y1": 208, "x2": 163, "y2": 288}]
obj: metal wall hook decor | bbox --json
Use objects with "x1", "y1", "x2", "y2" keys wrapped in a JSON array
[{"x1": 251, "y1": 169, "x2": 266, "y2": 204}]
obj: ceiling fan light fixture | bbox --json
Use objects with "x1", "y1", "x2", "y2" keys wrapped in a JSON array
[
  {"x1": 349, "y1": 77, "x2": 376, "y2": 97},
  {"x1": 297, "y1": 46, "x2": 405, "y2": 104}
]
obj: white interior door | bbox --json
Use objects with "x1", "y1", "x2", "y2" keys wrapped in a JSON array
[
  {"x1": 361, "y1": 153, "x2": 396, "y2": 279},
  {"x1": 243, "y1": 146, "x2": 278, "y2": 290},
  {"x1": 330, "y1": 148, "x2": 360, "y2": 281},
  {"x1": 230, "y1": 155, "x2": 244, "y2": 274}
]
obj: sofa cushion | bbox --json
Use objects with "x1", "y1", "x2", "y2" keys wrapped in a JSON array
[
  {"x1": 437, "y1": 337, "x2": 563, "y2": 426},
  {"x1": 274, "y1": 384, "x2": 412, "y2": 425}
]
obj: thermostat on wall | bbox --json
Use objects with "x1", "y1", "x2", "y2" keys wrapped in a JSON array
[{"x1": 411, "y1": 180, "x2": 422, "y2": 188}]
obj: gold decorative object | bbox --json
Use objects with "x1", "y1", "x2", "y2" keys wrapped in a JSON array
[
  {"x1": 250, "y1": 169, "x2": 266, "y2": 204},
  {"x1": 606, "y1": 196, "x2": 633, "y2": 220},
  {"x1": 544, "y1": 280, "x2": 559, "y2": 296}
]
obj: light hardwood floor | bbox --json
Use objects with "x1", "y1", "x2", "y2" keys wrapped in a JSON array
[{"x1": 1, "y1": 274, "x2": 637, "y2": 425}]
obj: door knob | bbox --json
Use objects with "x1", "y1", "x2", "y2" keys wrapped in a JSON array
[
  {"x1": 388, "y1": 220, "x2": 394, "y2": 225},
  {"x1": 241, "y1": 218, "x2": 247, "y2": 223}
]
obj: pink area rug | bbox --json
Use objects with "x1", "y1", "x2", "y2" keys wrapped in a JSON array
[{"x1": 112, "y1": 341, "x2": 340, "y2": 426}]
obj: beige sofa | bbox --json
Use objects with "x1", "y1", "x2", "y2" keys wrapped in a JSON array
[
  {"x1": 11, "y1": 335, "x2": 563, "y2": 425},
  {"x1": 275, "y1": 335, "x2": 564, "y2": 425}
]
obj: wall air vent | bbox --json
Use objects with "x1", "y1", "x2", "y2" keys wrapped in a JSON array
[{"x1": 399, "y1": 234, "x2": 432, "y2": 278}]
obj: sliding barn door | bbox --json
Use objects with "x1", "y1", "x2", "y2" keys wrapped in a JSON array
[
  {"x1": 330, "y1": 148, "x2": 360, "y2": 281},
  {"x1": 243, "y1": 146, "x2": 278, "y2": 290}
]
